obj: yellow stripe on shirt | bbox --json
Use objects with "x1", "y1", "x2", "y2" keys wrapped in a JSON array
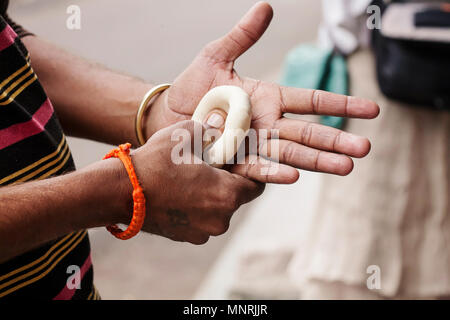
[
  {"x1": 0, "y1": 73, "x2": 37, "y2": 106},
  {"x1": 34, "y1": 148, "x2": 72, "y2": 181},
  {"x1": 0, "y1": 60, "x2": 30, "y2": 90},
  {"x1": 0, "y1": 231, "x2": 87, "y2": 297},
  {"x1": 0, "y1": 231, "x2": 74, "y2": 282},
  {"x1": 2, "y1": 231, "x2": 88, "y2": 298},
  {"x1": 11, "y1": 141, "x2": 69, "y2": 185},
  {"x1": 0, "y1": 135, "x2": 66, "y2": 185},
  {"x1": 0, "y1": 67, "x2": 33, "y2": 100}
]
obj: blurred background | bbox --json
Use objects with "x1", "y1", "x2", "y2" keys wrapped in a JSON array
[{"x1": 9, "y1": 0, "x2": 449, "y2": 299}]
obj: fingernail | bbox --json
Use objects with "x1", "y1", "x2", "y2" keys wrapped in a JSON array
[{"x1": 206, "y1": 113, "x2": 225, "y2": 128}]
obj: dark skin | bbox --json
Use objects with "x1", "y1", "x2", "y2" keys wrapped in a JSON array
[
  {"x1": 0, "y1": 120, "x2": 264, "y2": 262},
  {"x1": 167, "y1": 210, "x2": 190, "y2": 227},
  {"x1": 0, "y1": 2, "x2": 379, "y2": 262},
  {"x1": 145, "y1": 2, "x2": 379, "y2": 182},
  {"x1": 131, "y1": 120, "x2": 265, "y2": 243}
]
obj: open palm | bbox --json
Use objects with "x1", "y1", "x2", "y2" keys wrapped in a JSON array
[{"x1": 147, "y1": 2, "x2": 379, "y2": 184}]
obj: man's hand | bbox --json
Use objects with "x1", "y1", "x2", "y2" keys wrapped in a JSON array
[
  {"x1": 127, "y1": 120, "x2": 264, "y2": 244},
  {"x1": 24, "y1": 2, "x2": 379, "y2": 185},
  {"x1": 145, "y1": 2, "x2": 380, "y2": 184},
  {"x1": 0, "y1": 119, "x2": 262, "y2": 261}
]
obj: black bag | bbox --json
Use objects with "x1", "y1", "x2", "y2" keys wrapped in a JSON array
[{"x1": 371, "y1": 0, "x2": 450, "y2": 110}]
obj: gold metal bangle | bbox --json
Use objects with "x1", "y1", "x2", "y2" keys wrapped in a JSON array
[{"x1": 135, "y1": 83, "x2": 171, "y2": 146}]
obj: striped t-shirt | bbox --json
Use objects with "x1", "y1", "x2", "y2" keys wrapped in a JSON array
[{"x1": 0, "y1": 3, "x2": 98, "y2": 300}]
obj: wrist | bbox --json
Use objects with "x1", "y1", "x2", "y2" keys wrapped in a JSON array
[
  {"x1": 141, "y1": 87, "x2": 170, "y2": 143},
  {"x1": 128, "y1": 82, "x2": 155, "y2": 147},
  {"x1": 78, "y1": 158, "x2": 133, "y2": 227},
  {"x1": 108, "y1": 157, "x2": 135, "y2": 225}
]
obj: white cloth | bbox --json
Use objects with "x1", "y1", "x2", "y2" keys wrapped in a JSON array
[
  {"x1": 318, "y1": 0, "x2": 447, "y2": 54},
  {"x1": 318, "y1": 0, "x2": 372, "y2": 54},
  {"x1": 288, "y1": 49, "x2": 450, "y2": 299}
]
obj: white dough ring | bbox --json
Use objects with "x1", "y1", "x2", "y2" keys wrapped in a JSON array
[{"x1": 192, "y1": 86, "x2": 252, "y2": 167}]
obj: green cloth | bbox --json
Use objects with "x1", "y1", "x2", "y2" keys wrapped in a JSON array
[{"x1": 280, "y1": 44, "x2": 348, "y2": 129}]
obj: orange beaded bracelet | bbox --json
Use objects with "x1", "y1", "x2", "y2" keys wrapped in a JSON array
[{"x1": 103, "y1": 143, "x2": 146, "y2": 240}]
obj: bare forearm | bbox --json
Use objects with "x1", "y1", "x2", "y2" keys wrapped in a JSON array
[
  {"x1": 22, "y1": 36, "x2": 153, "y2": 146},
  {"x1": 0, "y1": 158, "x2": 131, "y2": 263}
]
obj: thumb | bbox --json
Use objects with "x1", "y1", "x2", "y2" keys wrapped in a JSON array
[
  {"x1": 204, "y1": 1, "x2": 273, "y2": 63},
  {"x1": 204, "y1": 110, "x2": 226, "y2": 130},
  {"x1": 202, "y1": 110, "x2": 226, "y2": 150}
]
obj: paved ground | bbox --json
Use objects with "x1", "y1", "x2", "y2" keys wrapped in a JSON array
[{"x1": 9, "y1": 0, "x2": 321, "y2": 299}]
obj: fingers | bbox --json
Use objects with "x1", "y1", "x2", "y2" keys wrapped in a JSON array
[
  {"x1": 190, "y1": 213, "x2": 231, "y2": 238},
  {"x1": 233, "y1": 173, "x2": 266, "y2": 205},
  {"x1": 168, "y1": 228, "x2": 210, "y2": 245},
  {"x1": 222, "y1": 171, "x2": 266, "y2": 205},
  {"x1": 145, "y1": 211, "x2": 211, "y2": 245},
  {"x1": 170, "y1": 119, "x2": 206, "y2": 133},
  {"x1": 203, "y1": 109, "x2": 227, "y2": 131},
  {"x1": 230, "y1": 155, "x2": 299, "y2": 184},
  {"x1": 186, "y1": 170, "x2": 265, "y2": 237},
  {"x1": 278, "y1": 86, "x2": 380, "y2": 119},
  {"x1": 263, "y1": 139, "x2": 355, "y2": 176},
  {"x1": 165, "y1": 119, "x2": 206, "y2": 149},
  {"x1": 202, "y1": 1, "x2": 273, "y2": 63},
  {"x1": 274, "y1": 118, "x2": 372, "y2": 158}
]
